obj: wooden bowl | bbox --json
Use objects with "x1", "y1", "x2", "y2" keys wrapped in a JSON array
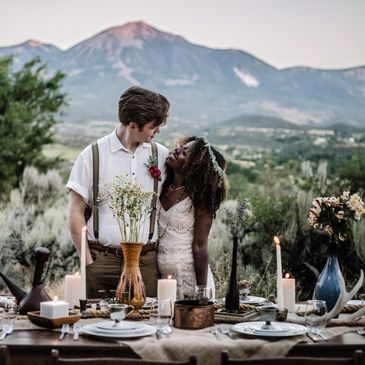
[{"x1": 28, "y1": 311, "x2": 81, "y2": 329}]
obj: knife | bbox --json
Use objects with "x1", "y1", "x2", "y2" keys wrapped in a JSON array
[{"x1": 306, "y1": 332, "x2": 319, "y2": 342}]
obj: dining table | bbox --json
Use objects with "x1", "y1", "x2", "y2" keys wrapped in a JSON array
[{"x1": 2, "y1": 311, "x2": 365, "y2": 365}]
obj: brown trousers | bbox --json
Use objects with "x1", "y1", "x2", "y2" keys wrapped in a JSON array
[{"x1": 86, "y1": 249, "x2": 159, "y2": 299}]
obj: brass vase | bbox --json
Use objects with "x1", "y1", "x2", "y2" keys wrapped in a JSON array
[{"x1": 116, "y1": 242, "x2": 146, "y2": 319}]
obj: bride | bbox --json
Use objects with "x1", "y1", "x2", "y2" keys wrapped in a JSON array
[{"x1": 157, "y1": 136, "x2": 228, "y2": 300}]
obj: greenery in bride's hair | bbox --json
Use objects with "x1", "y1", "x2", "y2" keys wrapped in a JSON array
[{"x1": 99, "y1": 175, "x2": 154, "y2": 242}]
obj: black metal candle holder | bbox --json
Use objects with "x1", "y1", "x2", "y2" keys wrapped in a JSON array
[{"x1": 79, "y1": 299, "x2": 88, "y2": 319}]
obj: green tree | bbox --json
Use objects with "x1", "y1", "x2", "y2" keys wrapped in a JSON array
[{"x1": 0, "y1": 56, "x2": 66, "y2": 200}]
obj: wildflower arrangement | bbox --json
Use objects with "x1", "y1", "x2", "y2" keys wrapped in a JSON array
[
  {"x1": 224, "y1": 198, "x2": 248, "y2": 240},
  {"x1": 308, "y1": 191, "x2": 365, "y2": 244},
  {"x1": 99, "y1": 175, "x2": 154, "y2": 242},
  {"x1": 144, "y1": 156, "x2": 161, "y2": 181}
]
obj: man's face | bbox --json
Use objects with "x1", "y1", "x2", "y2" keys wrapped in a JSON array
[{"x1": 135, "y1": 121, "x2": 161, "y2": 143}]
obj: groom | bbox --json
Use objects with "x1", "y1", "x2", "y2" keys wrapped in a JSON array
[{"x1": 66, "y1": 86, "x2": 170, "y2": 298}]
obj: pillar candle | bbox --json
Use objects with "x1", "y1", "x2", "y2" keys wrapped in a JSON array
[
  {"x1": 40, "y1": 296, "x2": 69, "y2": 318},
  {"x1": 80, "y1": 226, "x2": 87, "y2": 300},
  {"x1": 157, "y1": 275, "x2": 177, "y2": 303},
  {"x1": 274, "y1": 236, "x2": 284, "y2": 310},
  {"x1": 283, "y1": 273, "x2": 296, "y2": 312},
  {"x1": 64, "y1": 272, "x2": 81, "y2": 309}
]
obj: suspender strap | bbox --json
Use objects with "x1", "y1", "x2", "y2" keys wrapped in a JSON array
[
  {"x1": 148, "y1": 142, "x2": 159, "y2": 242},
  {"x1": 91, "y1": 142, "x2": 99, "y2": 241}
]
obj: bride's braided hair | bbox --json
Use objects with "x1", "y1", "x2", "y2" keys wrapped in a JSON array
[{"x1": 164, "y1": 136, "x2": 228, "y2": 215}]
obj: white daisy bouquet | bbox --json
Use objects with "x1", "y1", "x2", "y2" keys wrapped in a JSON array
[
  {"x1": 99, "y1": 175, "x2": 154, "y2": 242},
  {"x1": 308, "y1": 191, "x2": 365, "y2": 244}
]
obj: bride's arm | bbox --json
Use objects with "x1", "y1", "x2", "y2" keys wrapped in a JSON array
[{"x1": 192, "y1": 208, "x2": 213, "y2": 285}]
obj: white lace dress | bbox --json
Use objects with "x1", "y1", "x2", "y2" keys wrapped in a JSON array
[{"x1": 157, "y1": 197, "x2": 215, "y2": 300}]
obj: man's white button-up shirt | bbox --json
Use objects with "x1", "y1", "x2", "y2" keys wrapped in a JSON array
[{"x1": 66, "y1": 129, "x2": 169, "y2": 247}]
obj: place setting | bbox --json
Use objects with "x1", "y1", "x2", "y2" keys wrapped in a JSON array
[
  {"x1": 81, "y1": 303, "x2": 156, "y2": 340},
  {"x1": 231, "y1": 307, "x2": 308, "y2": 339}
]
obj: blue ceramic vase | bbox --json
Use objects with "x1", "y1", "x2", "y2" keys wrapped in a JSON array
[{"x1": 313, "y1": 253, "x2": 343, "y2": 312}]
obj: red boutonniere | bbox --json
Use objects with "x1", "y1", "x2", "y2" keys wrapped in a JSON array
[{"x1": 145, "y1": 156, "x2": 161, "y2": 181}]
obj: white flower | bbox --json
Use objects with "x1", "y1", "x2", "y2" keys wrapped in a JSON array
[
  {"x1": 308, "y1": 190, "x2": 365, "y2": 244},
  {"x1": 98, "y1": 174, "x2": 154, "y2": 243}
]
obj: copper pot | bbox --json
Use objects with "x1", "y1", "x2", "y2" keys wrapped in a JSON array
[{"x1": 173, "y1": 300, "x2": 214, "y2": 329}]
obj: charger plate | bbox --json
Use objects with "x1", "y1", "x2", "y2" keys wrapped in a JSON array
[
  {"x1": 232, "y1": 321, "x2": 307, "y2": 338},
  {"x1": 81, "y1": 323, "x2": 156, "y2": 339}
]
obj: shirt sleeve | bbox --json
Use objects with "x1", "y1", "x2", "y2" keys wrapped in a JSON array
[
  {"x1": 157, "y1": 143, "x2": 169, "y2": 169},
  {"x1": 65, "y1": 147, "x2": 92, "y2": 204}
]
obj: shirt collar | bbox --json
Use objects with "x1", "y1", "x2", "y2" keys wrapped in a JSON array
[{"x1": 109, "y1": 129, "x2": 151, "y2": 153}]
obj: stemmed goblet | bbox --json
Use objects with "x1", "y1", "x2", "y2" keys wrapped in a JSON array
[
  {"x1": 304, "y1": 299, "x2": 328, "y2": 338},
  {"x1": 259, "y1": 306, "x2": 278, "y2": 330}
]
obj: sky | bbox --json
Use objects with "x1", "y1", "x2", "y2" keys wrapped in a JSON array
[{"x1": 1, "y1": 0, "x2": 365, "y2": 70}]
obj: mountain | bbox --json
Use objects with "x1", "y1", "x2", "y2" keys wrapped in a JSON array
[
  {"x1": 1, "y1": 21, "x2": 365, "y2": 127},
  {"x1": 0, "y1": 39, "x2": 62, "y2": 68}
]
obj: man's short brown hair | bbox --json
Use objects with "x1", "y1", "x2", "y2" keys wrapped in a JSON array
[{"x1": 118, "y1": 86, "x2": 169, "y2": 128}]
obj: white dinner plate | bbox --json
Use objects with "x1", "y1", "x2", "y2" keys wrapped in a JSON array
[
  {"x1": 96, "y1": 320, "x2": 139, "y2": 331},
  {"x1": 81, "y1": 323, "x2": 156, "y2": 339},
  {"x1": 250, "y1": 325, "x2": 290, "y2": 334},
  {"x1": 346, "y1": 300, "x2": 364, "y2": 306},
  {"x1": 232, "y1": 321, "x2": 307, "y2": 338},
  {"x1": 90, "y1": 326, "x2": 146, "y2": 336},
  {"x1": 240, "y1": 296, "x2": 267, "y2": 305}
]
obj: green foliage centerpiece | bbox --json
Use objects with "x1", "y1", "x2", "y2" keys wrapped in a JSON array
[{"x1": 99, "y1": 175, "x2": 154, "y2": 318}]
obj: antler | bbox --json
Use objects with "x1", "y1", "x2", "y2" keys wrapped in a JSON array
[{"x1": 326, "y1": 270, "x2": 364, "y2": 323}]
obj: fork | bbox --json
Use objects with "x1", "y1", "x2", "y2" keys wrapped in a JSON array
[
  {"x1": 73, "y1": 322, "x2": 81, "y2": 341},
  {"x1": 220, "y1": 325, "x2": 234, "y2": 339},
  {"x1": 59, "y1": 323, "x2": 69, "y2": 341},
  {"x1": 210, "y1": 326, "x2": 218, "y2": 339},
  {"x1": 0, "y1": 324, "x2": 13, "y2": 341}
]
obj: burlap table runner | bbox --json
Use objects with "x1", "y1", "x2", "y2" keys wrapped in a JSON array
[
  {"x1": 10, "y1": 317, "x2": 360, "y2": 365},
  {"x1": 120, "y1": 324, "x2": 356, "y2": 365}
]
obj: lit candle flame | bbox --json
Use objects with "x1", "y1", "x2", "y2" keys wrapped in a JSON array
[
  {"x1": 75, "y1": 271, "x2": 80, "y2": 276},
  {"x1": 82, "y1": 226, "x2": 87, "y2": 232},
  {"x1": 285, "y1": 273, "x2": 290, "y2": 279},
  {"x1": 274, "y1": 236, "x2": 280, "y2": 246},
  {"x1": 167, "y1": 275, "x2": 172, "y2": 279},
  {"x1": 53, "y1": 296, "x2": 58, "y2": 302}
]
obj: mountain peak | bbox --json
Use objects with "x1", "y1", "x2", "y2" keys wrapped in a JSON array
[
  {"x1": 25, "y1": 39, "x2": 44, "y2": 47},
  {"x1": 103, "y1": 20, "x2": 184, "y2": 42}
]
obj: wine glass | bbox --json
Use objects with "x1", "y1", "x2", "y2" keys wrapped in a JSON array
[
  {"x1": 193, "y1": 285, "x2": 213, "y2": 303},
  {"x1": 158, "y1": 299, "x2": 173, "y2": 334},
  {"x1": 304, "y1": 300, "x2": 328, "y2": 336}
]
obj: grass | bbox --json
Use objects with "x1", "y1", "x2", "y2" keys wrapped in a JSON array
[{"x1": 43, "y1": 144, "x2": 82, "y2": 162}]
